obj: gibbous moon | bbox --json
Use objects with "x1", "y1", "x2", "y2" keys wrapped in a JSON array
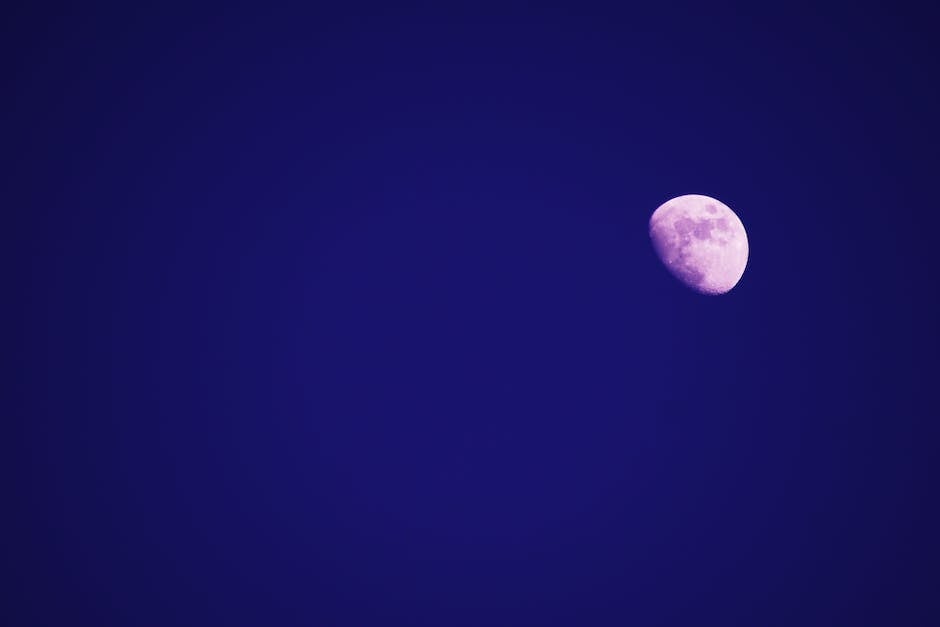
[{"x1": 649, "y1": 194, "x2": 748, "y2": 295}]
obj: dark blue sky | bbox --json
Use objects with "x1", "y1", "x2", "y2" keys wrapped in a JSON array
[{"x1": 9, "y1": 3, "x2": 940, "y2": 626}]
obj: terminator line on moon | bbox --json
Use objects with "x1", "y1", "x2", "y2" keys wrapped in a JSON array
[{"x1": 649, "y1": 194, "x2": 749, "y2": 295}]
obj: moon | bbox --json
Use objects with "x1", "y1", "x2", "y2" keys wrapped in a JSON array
[{"x1": 649, "y1": 194, "x2": 748, "y2": 295}]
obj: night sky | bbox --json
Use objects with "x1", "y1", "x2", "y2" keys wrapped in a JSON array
[{"x1": 9, "y1": 3, "x2": 940, "y2": 626}]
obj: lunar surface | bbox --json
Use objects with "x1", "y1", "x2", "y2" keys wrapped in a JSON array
[{"x1": 649, "y1": 194, "x2": 748, "y2": 295}]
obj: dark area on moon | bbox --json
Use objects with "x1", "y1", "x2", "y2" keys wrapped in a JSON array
[{"x1": 674, "y1": 215, "x2": 731, "y2": 245}]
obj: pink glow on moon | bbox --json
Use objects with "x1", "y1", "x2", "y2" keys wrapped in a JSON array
[{"x1": 649, "y1": 194, "x2": 748, "y2": 295}]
